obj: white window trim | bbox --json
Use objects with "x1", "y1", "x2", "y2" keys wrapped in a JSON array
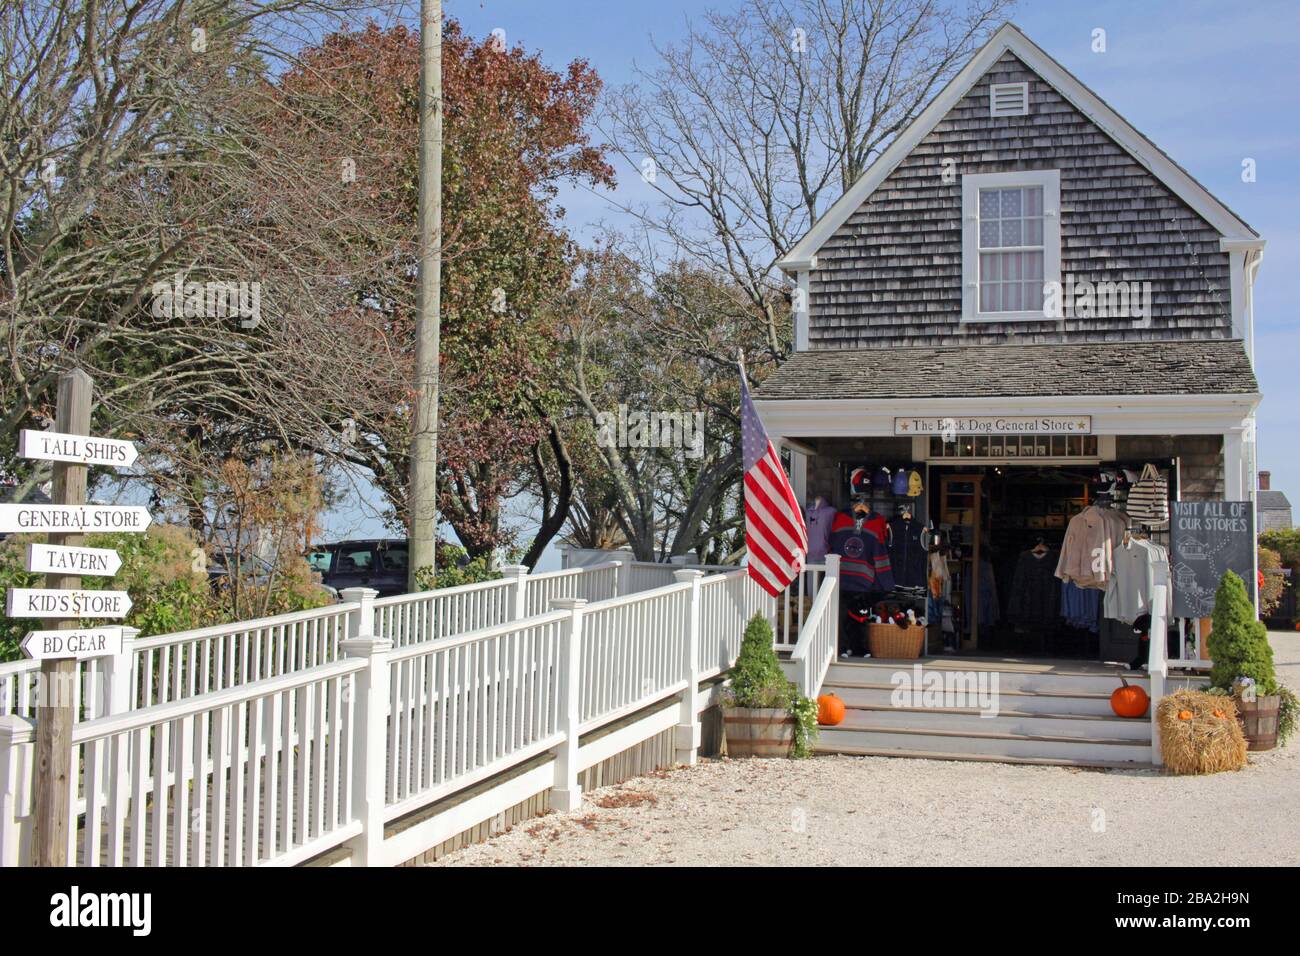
[{"x1": 961, "y1": 169, "x2": 1061, "y2": 323}]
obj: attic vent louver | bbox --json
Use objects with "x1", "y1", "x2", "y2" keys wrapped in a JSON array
[{"x1": 989, "y1": 82, "x2": 1029, "y2": 117}]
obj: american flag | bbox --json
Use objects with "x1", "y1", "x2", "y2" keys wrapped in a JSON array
[{"x1": 740, "y1": 367, "x2": 808, "y2": 596}]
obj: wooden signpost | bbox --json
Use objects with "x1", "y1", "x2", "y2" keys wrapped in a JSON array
[{"x1": 13, "y1": 370, "x2": 143, "y2": 866}]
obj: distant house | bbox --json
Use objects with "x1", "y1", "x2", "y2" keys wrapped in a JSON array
[
  {"x1": 1258, "y1": 471, "x2": 1292, "y2": 530},
  {"x1": 0, "y1": 483, "x2": 51, "y2": 505}
]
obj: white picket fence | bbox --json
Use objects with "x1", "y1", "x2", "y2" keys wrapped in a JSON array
[
  {"x1": 0, "y1": 562, "x2": 626, "y2": 723},
  {"x1": 0, "y1": 559, "x2": 774, "y2": 867}
]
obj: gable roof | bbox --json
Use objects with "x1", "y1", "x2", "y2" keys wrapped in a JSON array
[
  {"x1": 1259, "y1": 490, "x2": 1291, "y2": 513},
  {"x1": 779, "y1": 22, "x2": 1258, "y2": 273},
  {"x1": 754, "y1": 339, "x2": 1258, "y2": 401}
]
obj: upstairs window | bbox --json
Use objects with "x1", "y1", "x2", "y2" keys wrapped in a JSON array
[{"x1": 961, "y1": 170, "x2": 1061, "y2": 322}]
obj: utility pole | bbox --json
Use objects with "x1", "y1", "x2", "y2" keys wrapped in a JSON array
[{"x1": 409, "y1": 0, "x2": 443, "y2": 590}]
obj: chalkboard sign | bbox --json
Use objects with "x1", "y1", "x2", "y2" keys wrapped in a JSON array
[{"x1": 1170, "y1": 501, "x2": 1255, "y2": 617}]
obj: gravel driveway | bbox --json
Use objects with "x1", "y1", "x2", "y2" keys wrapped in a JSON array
[{"x1": 430, "y1": 633, "x2": 1300, "y2": 867}]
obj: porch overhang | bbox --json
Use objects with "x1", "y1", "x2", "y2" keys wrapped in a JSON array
[{"x1": 756, "y1": 392, "x2": 1260, "y2": 440}]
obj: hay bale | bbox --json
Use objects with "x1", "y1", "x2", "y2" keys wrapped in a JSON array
[{"x1": 1157, "y1": 689, "x2": 1248, "y2": 775}]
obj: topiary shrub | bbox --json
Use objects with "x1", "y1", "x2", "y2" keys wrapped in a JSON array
[
  {"x1": 1208, "y1": 570, "x2": 1277, "y2": 695},
  {"x1": 723, "y1": 612, "x2": 818, "y2": 757},
  {"x1": 729, "y1": 613, "x2": 788, "y2": 707}
]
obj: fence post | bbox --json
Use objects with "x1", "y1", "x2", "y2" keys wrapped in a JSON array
[
  {"x1": 550, "y1": 597, "x2": 586, "y2": 811},
  {"x1": 612, "y1": 558, "x2": 629, "y2": 597},
  {"x1": 341, "y1": 586, "x2": 379, "y2": 641},
  {"x1": 499, "y1": 564, "x2": 530, "y2": 620},
  {"x1": 0, "y1": 715, "x2": 36, "y2": 867},
  {"x1": 99, "y1": 626, "x2": 140, "y2": 718},
  {"x1": 340, "y1": 613, "x2": 393, "y2": 866},
  {"x1": 673, "y1": 569, "x2": 704, "y2": 766}
]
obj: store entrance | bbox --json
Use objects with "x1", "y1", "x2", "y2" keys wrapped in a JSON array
[{"x1": 928, "y1": 463, "x2": 1107, "y2": 660}]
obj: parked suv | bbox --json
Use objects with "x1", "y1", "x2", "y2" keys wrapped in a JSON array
[{"x1": 315, "y1": 539, "x2": 410, "y2": 598}]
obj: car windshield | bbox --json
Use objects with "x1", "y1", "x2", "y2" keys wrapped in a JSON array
[{"x1": 306, "y1": 550, "x2": 331, "y2": 573}]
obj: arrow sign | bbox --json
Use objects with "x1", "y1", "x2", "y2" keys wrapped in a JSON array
[
  {"x1": 21, "y1": 627, "x2": 124, "y2": 661},
  {"x1": 5, "y1": 588, "x2": 133, "y2": 620},
  {"x1": 0, "y1": 504, "x2": 152, "y2": 534},
  {"x1": 25, "y1": 543, "x2": 122, "y2": 577},
  {"x1": 18, "y1": 429, "x2": 138, "y2": 468}
]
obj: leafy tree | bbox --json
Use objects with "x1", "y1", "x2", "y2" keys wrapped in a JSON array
[{"x1": 262, "y1": 22, "x2": 613, "y2": 562}]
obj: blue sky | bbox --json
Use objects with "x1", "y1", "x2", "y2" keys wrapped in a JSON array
[{"x1": 325, "y1": 0, "x2": 1300, "y2": 553}]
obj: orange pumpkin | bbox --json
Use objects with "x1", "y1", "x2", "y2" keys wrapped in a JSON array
[
  {"x1": 1212, "y1": 709, "x2": 1227, "y2": 719},
  {"x1": 1110, "y1": 678, "x2": 1150, "y2": 719},
  {"x1": 1178, "y1": 710, "x2": 1194, "y2": 720},
  {"x1": 817, "y1": 693, "x2": 846, "y2": 726}
]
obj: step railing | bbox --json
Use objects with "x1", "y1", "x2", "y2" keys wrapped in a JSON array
[
  {"x1": 775, "y1": 563, "x2": 828, "y2": 646},
  {"x1": 1, "y1": 564, "x2": 771, "y2": 866},
  {"x1": 1147, "y1": 559, "x2": 1171, "y2": 766},
  {"x1": 788, "y1": 556, "x2": 840, "y2": 699}
]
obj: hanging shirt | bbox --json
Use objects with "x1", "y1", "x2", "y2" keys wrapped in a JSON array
[
  {"x1": 1056, "y1": 505, "x2": 1128, "y2": 589},
  {"x1": 887, "y1": 516, "x2": 927, "y2": 589},
  {"x1": 829, "y1": 512, "x2": 895, "y2": 593},
  {"x1": 1007, "y1": 548, "x2": 1059, "y2": 624},
  {"x1": 1104, "y1": 538, "x2": 1173, "y2": 624},
  {"x1": 1061, "y1": 580, "x2": 1102, "y2": 633},
  {"x1": 804, "y1": 500, "x2": 838, "y2": 563}
]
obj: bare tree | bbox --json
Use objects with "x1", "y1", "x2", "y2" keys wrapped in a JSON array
[
  {"x1": 555, "y1": 247, "x2": 759, "y2": 562},
  {"x1": 0, "y1": 0, "x2": 401, "y2": 502},
  {"x1": 604, "y1": 0, "x2": 1015, "y2": 360}
]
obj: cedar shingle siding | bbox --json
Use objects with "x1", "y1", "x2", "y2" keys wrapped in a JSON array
[{"x1": 810, "y1": 52, "x2": 1231, "y2": 349}]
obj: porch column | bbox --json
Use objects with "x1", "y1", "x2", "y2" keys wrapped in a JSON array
[
  {"x1": 1222, "y1": 426, "x2": 1246, "y2": 501},
  {"x1": 1223, "y1": 424, "x2": 1258, "y2": 612}
]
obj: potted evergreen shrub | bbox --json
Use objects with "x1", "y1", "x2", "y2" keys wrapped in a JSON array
[
  {"x1": 1206, "y1": 571, "x2": 1291, "y2": 751},
  {"x1": 722, "y1": 613, "x2": 818, "y2": 758}
]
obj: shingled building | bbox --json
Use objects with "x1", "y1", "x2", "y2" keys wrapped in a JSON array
[{"x1": 755, "y1": 23, "x2": 1263, "y2": 661}]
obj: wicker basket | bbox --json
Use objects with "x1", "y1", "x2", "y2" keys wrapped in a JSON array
[{"x1": 867, "y1": 623, "x2": 925, "y2": 659}]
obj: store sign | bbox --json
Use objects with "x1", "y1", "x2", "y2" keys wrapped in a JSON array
[
  {"x1": 895, "y1": 416, "x2": 1091, "y2": 436},
  {"x1": 22, "y1": 627, "x2": 124, "y2": 661},
  {"x1": 18, "y1": 429, "x2": 138, "y2": 468},
  {"x1": 26, "y1": 543, "x2": 122, "y2": 577},
  {"x1": 0, "y1": 504, "x2": 152, "y2": 534},
  {"x1": 5, "y1": 588, "x2": 133, "y2": 619},
  {"x1": 1170, "y1": 501, "x2": 1255, "y2": 617}
]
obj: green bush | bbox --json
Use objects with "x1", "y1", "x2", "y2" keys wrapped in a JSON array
[
  {"x1": 723, "y1": 612, "x2": 818, "y2": 757},
  {"x1": 1208, "y1": 570, "x2": 1277, "y2": 696},
  {"x1": 412, "y1": 543, "x2": 503, "y2": 591}
]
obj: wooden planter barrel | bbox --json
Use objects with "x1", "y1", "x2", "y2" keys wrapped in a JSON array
[
  {"x1": 1237, "y1": 695, "x2": 1280, "y2": 751},
  {"x1": 724, "y1": 707, "x2": 795, "y2": 758}
]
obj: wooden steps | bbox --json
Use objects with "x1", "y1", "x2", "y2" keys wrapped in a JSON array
[
  {"x1": 808, "y1": 658, "x2": 1208, "y2": 767},
  {"x1": 815, "y1": 746, "x2": 1154, "y2": 771}
]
